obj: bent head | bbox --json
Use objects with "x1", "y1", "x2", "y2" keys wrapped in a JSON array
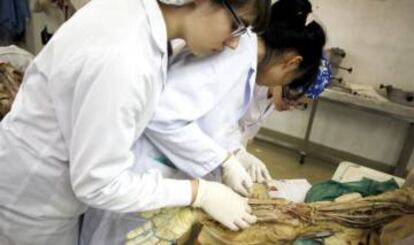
[
  {"x1": 162, "y1": 0, "x2": 271, "y2": 56},
  {"x1": 271, "y1": 57, "x2": 333, "y2": 111},
  {"x1": 256, "y1": 0, "x2": 326, "y2": 88}
]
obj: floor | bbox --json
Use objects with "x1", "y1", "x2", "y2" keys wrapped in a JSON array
[{"x1": 247, "y1": 139, "x2": 337, "y2": 184}]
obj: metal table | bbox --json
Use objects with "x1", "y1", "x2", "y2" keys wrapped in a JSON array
[{"x1": 300, "y1": 88, "x2": 414, "y2": 177}]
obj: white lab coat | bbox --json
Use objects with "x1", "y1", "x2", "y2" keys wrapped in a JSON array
[
  {"x1": 230, "y1": 84, "x2": 275, "y2": 148},
  {"x1": 0, "y1": 0, "x2": 192, "y2": 244},
  {"x1": 80, "y1": 32, "x2": 258, "y2": 245}
]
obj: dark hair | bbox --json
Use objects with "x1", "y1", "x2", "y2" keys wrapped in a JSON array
[
  {"x1": 250, "y1": 0, "x2": 272, "y2": 33},
  {"x1": 288, "y1": 60, "x2": 319, "y2": 92},
  {"x1": 260, "y1": 0, "x2": 326, "y2": 85},
  {"x1": 217, "y1": 0, "x2": 271, "y2": 34}
]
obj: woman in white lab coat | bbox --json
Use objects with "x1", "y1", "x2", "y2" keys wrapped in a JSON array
[
  {"x1": 80, "y1": 30, "x2": 262, "y2": 245},
  {"x1": 0, "y1": 0, "x2": 270, "y2": 244},
  {"x1": 80, "y1": 0, "x2": 327, "y2": 244}
]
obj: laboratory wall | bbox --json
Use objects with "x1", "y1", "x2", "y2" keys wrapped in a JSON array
[{"x1": 263, "y1": 0, "x2": 414, "y2": 171}]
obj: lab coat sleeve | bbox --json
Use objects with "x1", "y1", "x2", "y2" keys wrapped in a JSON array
[
  {"x1": 144, "y1": 54, "x2": 239, "y2": 178},
  {"x1": 145, "y1": 121, "x2": 228, "y2": 178},
  {"x1": 67, "y1": 50, "x2": 192, "y2": 213},
  {"x1": 225, "y1": 122, "x2": 246, "y2": 153}
]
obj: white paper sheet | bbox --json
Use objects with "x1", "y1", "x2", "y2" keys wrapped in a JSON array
[{"x1": 267, "y1": 179, "x2": 312, "y2": 203}]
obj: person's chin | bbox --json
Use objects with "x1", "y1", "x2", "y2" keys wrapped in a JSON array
[
  {"x1": 192, "y1": 49, "x2": 212, "y2": 57},
  {"x1": 187, "y1": 44, "x2": 204, "y2": 57}
]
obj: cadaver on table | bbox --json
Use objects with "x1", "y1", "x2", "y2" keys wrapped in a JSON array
[
  {"x1": 0, "y1": 63, "x2": 23, "y2": 120},
  {"x1": 125, "y1": 184, "x2": 414, "y2": 245}
]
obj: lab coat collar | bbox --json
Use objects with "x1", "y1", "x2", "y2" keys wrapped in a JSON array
[
  {"x1": 242, "y1": 31, "x2": 259, "y2": 117},
  {"x1": 142, "y1": 0, "x2": 168, "y2": 56},
  {"x1": 246, "y1": 29, "x2": 258, "y2": 70}
]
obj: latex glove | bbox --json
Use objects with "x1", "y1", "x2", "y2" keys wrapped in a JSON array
[
  {"x1": 221, "y1": 154, "x2": 254, "y2": 196},
  {"x1": 235, "y1": 148, "x2": 272, "y2": 183},
  {"x1": 192, "y1": 179, "x2": 256, "y2": 231}
]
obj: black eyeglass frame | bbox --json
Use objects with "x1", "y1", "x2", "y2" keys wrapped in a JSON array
[
  {"x1": 282, "y1": 85, "x2": 306, "y2": 102},
  {"x1": 222, "y1": 0, "x2": 248, "y2": 37}
]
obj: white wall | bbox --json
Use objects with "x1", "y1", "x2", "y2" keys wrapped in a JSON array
[
  {"x1": 263, "y1": 0, "x2": 414, "y2": 171},
  {"x1": 314, "y1": 0, "x2": 414, "y2": 91}
]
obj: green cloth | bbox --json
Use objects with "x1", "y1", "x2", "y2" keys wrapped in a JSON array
[
  {"x1": 293, "y1": 239, "x2": 322, "y2": 245},
  {"x1": 305, "y1": 178, "x2": 399, "y2": 203}
]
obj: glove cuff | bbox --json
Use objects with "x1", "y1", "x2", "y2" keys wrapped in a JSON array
[
  {"x1": 192, "y1": 179, "x2": 206, "y2": 208},
  {"x1": 234, "y1": 147, "x2": 247, "y2": 156},
  {"x1": 221, "y1": 154, "x2": 236, "y2": 170},
  {"x1": 239, "y1": 146, "x2": 247, "y2": 152}
]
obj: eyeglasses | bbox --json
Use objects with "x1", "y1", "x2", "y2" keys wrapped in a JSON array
[
  {"x1": 222, "y1": 0, "x2": 248, "y2": 37},
  {"x1": 281, "y1": 86, "x2": 309, "y2": 111},
  {"x1": 282, "y1": 86, "x2": 305, "y2": 102}
]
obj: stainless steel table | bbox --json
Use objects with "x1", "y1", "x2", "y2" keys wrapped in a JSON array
[{"x1": 300, "y1": 88, "x2": 414, "y2": 177}]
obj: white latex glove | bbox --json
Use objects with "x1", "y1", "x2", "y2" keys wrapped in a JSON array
[
  {"x1": 192, "y1": 179, "x2": 257, "y2": 231},
  {"x1": 235, "y1": 148, "x2": 272, "y2": 183},
  {"x1": 221, "y1": 154, "x2": 253, "y2": 196}
]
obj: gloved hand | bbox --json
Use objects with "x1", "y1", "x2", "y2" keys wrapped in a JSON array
[
  {"x1": 235, "y1": 148, "x2": 272, "y2": 183},
  {"x1": 192, "y1": 179, "x2": 257, "y2": 231},
  {"x1": 221, "y1": 154, "x2": 253, "y2": 196}
]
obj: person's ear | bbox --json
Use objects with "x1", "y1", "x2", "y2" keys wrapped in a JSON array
[{"x1": 284, "y1": 55, "x2": 303, "y2": 73}]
